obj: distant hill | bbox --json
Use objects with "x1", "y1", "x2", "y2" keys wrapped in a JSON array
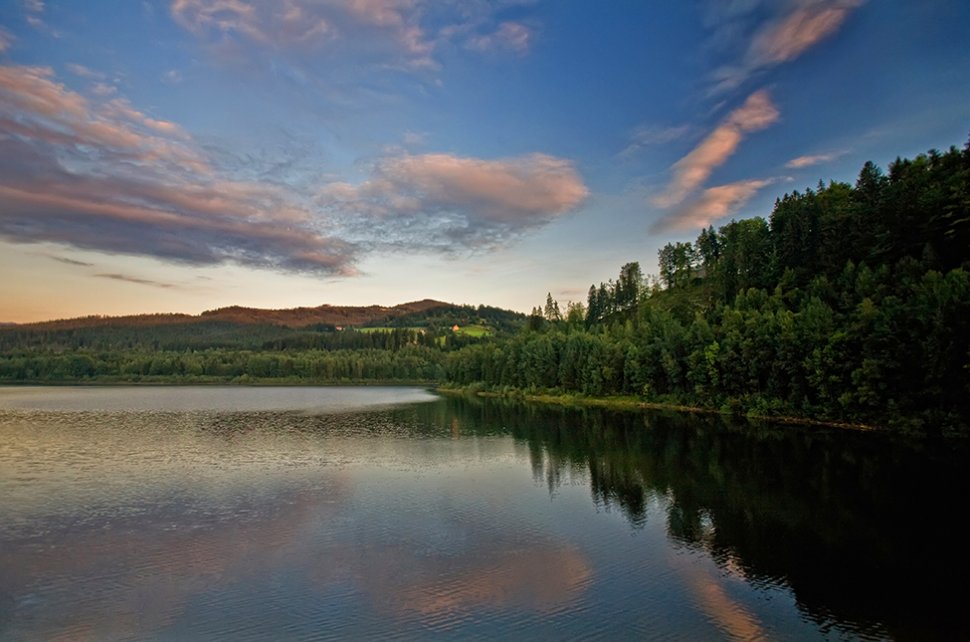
[
  {"x1": 10, "y1": 299, "x2": 455, "y2": 331},
  {"x1": 0, "y1": 299, "x2": 526, "y2": 352}
]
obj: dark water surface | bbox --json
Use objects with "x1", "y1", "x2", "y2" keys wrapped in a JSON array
[{"x1": 1, "y1": 386, "x2": 966, "y2": 640}]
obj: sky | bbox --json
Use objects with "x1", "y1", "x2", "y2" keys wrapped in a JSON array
[{"x1": 1, "y1": 0, "x2": 968, "y2": 322}]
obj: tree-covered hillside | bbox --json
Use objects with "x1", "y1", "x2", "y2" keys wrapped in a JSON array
[
  {"x1": 445, "y1": 139, "x2": 970, "y2": 434},
  {"x1": 0, "y1": 303, "x2": 524, "y2": 384},
  {"x1": 0, "y1": 304, "x2": 524, "y2": 352}
]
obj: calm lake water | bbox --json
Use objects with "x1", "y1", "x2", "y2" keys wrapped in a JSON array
[{"x1": 1, "y1": 386, "x2": 967, "y2": 641}]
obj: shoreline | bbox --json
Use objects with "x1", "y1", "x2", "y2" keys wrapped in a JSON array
[
  {"x1": 434, "y1": 386, "x2": 878, "y2": 432},
  {"x1": 0, "y1": 379, "x2": 885, "y2": 433},
  {"x1": 0, "y1": 379, "x2": 437, "y2": 388}
]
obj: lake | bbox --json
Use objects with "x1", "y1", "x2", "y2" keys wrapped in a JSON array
[{"x1": 0, "y1": 386, "x2": 966, "y2": 640}]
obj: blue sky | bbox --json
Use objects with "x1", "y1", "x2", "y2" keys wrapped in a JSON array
[{"x1": 1, "y1": 0, "x2": 968, "y2": 321}]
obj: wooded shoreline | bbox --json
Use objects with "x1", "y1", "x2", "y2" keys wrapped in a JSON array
[{"x1": 434, "y1": 385, "x2": 879, "y2": 432}]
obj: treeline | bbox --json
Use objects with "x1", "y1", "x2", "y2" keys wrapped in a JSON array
[
  {"x1": 0, "y1": 346, "x2": 446, "y2": 383},
  {"x1": 0, "y1": 322, "x2": 492, "y2": 384},
  {"x1": 0, "y1": 307, "x2": 524, "y2": 353},
  {"x1": 445, "y1": 140, "x2": 970, "y2": 433},
  {"x1": 366, "y1": 304, "x2": 524, "y2": 332}
]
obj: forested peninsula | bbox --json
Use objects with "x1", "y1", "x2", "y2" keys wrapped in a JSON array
[{"x1": 3, "y1": 140, "x2": 969, "y2": 434}]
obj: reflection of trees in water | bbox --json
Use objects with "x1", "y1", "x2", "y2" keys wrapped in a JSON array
[{"x1": 437, "y1": 396, "x2": 970, "y2": 641}]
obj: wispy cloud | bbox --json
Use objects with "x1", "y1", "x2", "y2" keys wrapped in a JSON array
[
  {"x1": 90, "y1": 82, "x2": 117, "y2": 97},
  {"x1": 709, "y1": 0, "x2": 863, "y2": 94},
  {"x1": 0, "y1": 27, "x2": 14, "y2": 52},
  {"x1": 171, "y1": 0, "x2": 334, "y2": 47},
  {"x1": 65, "y1": 63, "x2": 106, "y2": 81},
  {"x1": 94, "y1": 273, "x2": 177, "y2": 289},
  {"x1": 466, "y1": 21, "x2": 533, "y2": 55},
  {"x1": 652, "y1": 90, "x2": 779, "y2": 209},
  {"x1": 0, "y1": 65, "x2": 205, "y2": 170},
  {"x1": 319, "y1": 152, "x2": 588, "y2": 250},
  {"x1": 401, "y1": 130, "x2": 426, "y2": 147},
  {"x1": 171, "y1": 0, "x2": 434, "y2": 69},
  {"x1": 0, "y1": 64, "x2": 357, "y2": 275},
  {"x1": 785, "y1": 149, "x2": 848, "y2": 168},
  {"x1": 652, "y1": 177, "x2": 780, "y2": 233},
  {"x1": 620, "y1": 124, "x2": 691, "y2": 159},
  {"x1": 47, "y1": 255, "x2": 94, "y2": 267},
  {"x1": 170, "y1": 0, "x2": 538, "y2": 73},
  {"x1": 161, "y1": 69, "x2": 183, "y2": 84},
  {"x1": 24, "y1": 0, "x2": 46, "y2": 29},
  {"x1": 751, "y1": 1, "x2": 861, "y2": 65},
  {"x1": 101, "y1": 97, "x2": 188, "y2": 137}
]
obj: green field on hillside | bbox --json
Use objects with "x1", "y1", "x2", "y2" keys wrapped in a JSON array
[{"x1": 357, "y1": 324, "x2": 493, "y2": 337}]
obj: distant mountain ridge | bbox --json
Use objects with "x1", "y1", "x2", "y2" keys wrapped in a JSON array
[{"x1": 8, "y1": 299, "x2": 454, "y2": 330}]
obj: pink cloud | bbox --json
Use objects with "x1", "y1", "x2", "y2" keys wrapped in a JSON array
[
  {"x1": 65, "y1": 63, "x2": 106, "y2": 80},
  {"x1": 711, "y1": 0, "x2": 863, "y2": 93},
  {"x1": 652, "y1": 178, "x2": 778, "y2": 233},
  {"x1": 345, "y1": 0, "x2": 431, "y2": 60},
  {"x1": 785, "y1": 150, "x2": 848, "y2": 168},
  {"x1": 171, "y1": 0, "x2": 437, "y2": 68},
  {"x1": 0, "y1": 65, "x2": 87, "y2": 119},
  {"x1": 0, "y1": 64, "x2": 357, "y2": 275},
  {"x1": 0, "y1": 65, "x2": 204, "y2": 171},
  {"x1": 171, "y1": 0, "x2": 537, "y2": 72},
  {"x1": 653, "y1": 90, "x2": 779, "y2": 208},
  {"x1": 752, "y1": 2, "x2": 860, "y2": 65},
  {"x1": 102, "y1": 98, "x2": 188, "y2": 137},
  {"x1": 320, "y1": 152, "x2": 588, "y2": 249}
]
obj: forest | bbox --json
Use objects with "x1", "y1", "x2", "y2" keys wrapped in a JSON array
[
  {"x1": 444, "y1": 141, "x2": 970, "y2": 434},
  {"x1": 0, "y1": 305, "x2": 520, "y2": 384}
]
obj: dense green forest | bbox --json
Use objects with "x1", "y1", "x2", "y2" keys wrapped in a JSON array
[
  {"x1": 0, "y1": 305, "x2": 521, "y2": 384},
  {"x1": 445, "y1": 141, "x2": 970, "y2": 434}
]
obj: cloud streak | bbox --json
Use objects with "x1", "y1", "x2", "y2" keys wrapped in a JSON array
[
  {"x1": 620, "y1": 124, "x2": 691, "y2": 159},
  {"x1": 171, "y1": 0, "x2": 335, "y2": 48},
  {"x1": 24, "y1": 0, "x2": 47, "y2": 30},
  {"x1": 751, "y1": 1, "x2": 860, "y2": 65},
  {"x1": 466, "y1": 21, "x2": 533, "y2": 55},
  {"x1": 785, "y1": 149, "x2": 847, "y2": 168},
  {"x1": 652, "y1": 90, "x2": 778, "y2": 209},
  {"x1": 710, "y1": 0, "x2": 863, "y2": 93},
  {"x1": 320, "y1": 152, "x2": 588, "y2": 250},
  {"x1": 170, "y1": 0, "x2": 537, "y2": 72},
  {"x1": 47, "y1": 255, "x2": 94, "y2": 267},
  {"x1": 66, "y1": 63, "x2": 106, "y2": 80},
  {"x1": 652, "y1": 177, "x2": 780, "y2": 233},
  {"x1": 95, "y1": 273, "x2": 178, "y2": 289},
  {"x1": 0, "y1": 27, "x2": 13, "y2": 52}
]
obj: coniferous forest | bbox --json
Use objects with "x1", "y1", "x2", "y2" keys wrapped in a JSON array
[
  {"x1": 2, "y1": 140, "x2": 968, "y2": 434},
  {"x1": 444, "y1": 140, "x2": 970, "y2": 434}
]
